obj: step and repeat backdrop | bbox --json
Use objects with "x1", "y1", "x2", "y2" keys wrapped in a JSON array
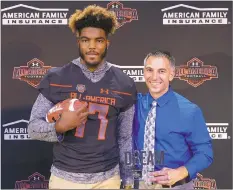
[{"x1": 1, "y1": 1, "x2": 232, "y2": 189}]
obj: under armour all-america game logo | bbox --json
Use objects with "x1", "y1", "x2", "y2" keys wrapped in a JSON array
[
  {"x1": 106, "y1": 1, "x2": 138, "y2": 28},
  {"x1": 12, "y1": 58, "x2": 53, "y2": 88},
  {"x1": 193, "y1": 173, "x2": 217, "y2": 189},
  {"x1": 15, "y1": 172, "x2": 49, "y2": 189},
  {"x1": 175, "y1": 58, "x2": 218, "y2": 87}
]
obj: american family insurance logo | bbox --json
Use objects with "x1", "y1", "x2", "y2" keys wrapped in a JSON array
[
  {"x1": 175, "y1": 58, "x2": 218, "y2": 87},
  {"x1": 162, "y1": 4, "x2": 229, "y2": 25},
  {"x1": 107, "y1": 1, "x2": 138, "y2": 28},
  {"x1": 207, "y1": 123, "x2": 231, "y2": 140},
  {"x1": 1, "y1": 4, "x2": 68, "y2": 25},
  {"x1": 194, "y1": 173, "x2": 217, "y2": 189},
  {"x1": 113, "y1": 64, "x2": 144, "y2": 82},
  {"x1": 13, "y1": 58, "x2": 53, "y2": 88},
  {"x1": 2, "y1": 119, "x2": 31, "y2": 140},
  {"x1": 15, "y1": 172, "x2": 49, "y2": 189}
]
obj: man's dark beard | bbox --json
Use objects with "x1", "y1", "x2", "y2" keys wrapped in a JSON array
[{"x1": 79, "y1": 47, "x2": 107, "y2": 69}]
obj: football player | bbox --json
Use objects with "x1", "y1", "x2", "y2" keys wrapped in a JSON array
[{"x1": 28, "y1": 5, "x2": 136, "y2": 189}]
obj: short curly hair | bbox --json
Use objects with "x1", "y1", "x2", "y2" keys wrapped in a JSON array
[{"x1": 68, "y1": 5, "x2": 118, "y2": 37}]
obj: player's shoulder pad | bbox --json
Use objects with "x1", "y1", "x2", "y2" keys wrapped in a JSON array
[
  {"x1": 46, "y1": 62, "x2": 74, "y2": 78},
  {"x1": 37, "y1": 62, "x2": 74, "y2": 103},
  {"x1": 110, "y1": 64, "x2": 135, "y2": 87},
  {"x1": 37, "y1": 62, "x2": 74, "y2": 89}
]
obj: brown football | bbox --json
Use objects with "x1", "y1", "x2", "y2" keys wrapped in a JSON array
[{"x1": 46, "y1": 99, "x2": 87, "y2": 123}]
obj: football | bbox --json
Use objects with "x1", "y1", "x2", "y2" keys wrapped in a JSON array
[{"x1": 46, "y1": 99, "x2": 87, "y2": 123}]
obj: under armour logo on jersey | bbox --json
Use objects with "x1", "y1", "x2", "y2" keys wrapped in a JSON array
[
  {"x1": 33, "y1": 176, "x2": 40, "y2": 180},
  {"x1": 100, "y1": 88, "x2": 109, "y2": 94},
  {"x1": 31, "y1": 62, "x2": 39, "y2": 67},
  {"x1": 111, "y1": 4, "x2": 119, "y2": 8}
]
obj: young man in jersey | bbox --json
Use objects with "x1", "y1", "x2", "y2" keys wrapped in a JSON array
[{"x1": 28, "y1": 5, "x2": 136, "y2": 189}]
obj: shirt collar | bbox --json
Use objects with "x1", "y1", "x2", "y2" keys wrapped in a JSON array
[{"x1": 148, "y1": 86, "x2": 173, "y2": 107}]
